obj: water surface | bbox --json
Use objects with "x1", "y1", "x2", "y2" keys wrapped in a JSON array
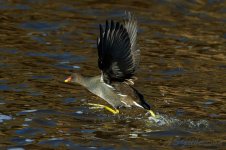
[{"x1": 0, "y1": 0, "x2": 226, "y2": 149}]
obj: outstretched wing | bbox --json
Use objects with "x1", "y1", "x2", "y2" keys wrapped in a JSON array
[
  {"x1": 97, "y1": 12, "x2": 140, "y2": 84},
  {"x1": 124, "y1": 12, "x2": 140, "y2": 70}
]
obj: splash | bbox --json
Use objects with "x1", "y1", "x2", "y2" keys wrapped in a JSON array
[{"x1": 146, "y1": 114, "x2": 209, "y2": 130}]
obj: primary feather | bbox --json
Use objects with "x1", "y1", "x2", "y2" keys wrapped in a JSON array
[{"x1": 97, "y1": 12, "x2": 140, "y2": 84}]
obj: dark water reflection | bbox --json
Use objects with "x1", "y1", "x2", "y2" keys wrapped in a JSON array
[{"x1": 0, "y1": 0, "x2": 226, "y2": 149}]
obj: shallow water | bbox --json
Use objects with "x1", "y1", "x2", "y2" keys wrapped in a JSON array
[{"x1": 0, "y1": 0, "x2": 226, "y2": 149}]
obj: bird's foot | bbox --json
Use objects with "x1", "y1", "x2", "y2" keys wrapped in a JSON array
[
  {"x1": 87, "y1": 103, "x2": 119, "y2": 115},
  {"x1": 147, "y1": 109, "x2": 156, "y2": 118}
]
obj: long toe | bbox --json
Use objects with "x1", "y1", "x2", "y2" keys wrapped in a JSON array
[{"x1": 87, "y1": 103, "x2": 119, "y2": 114}]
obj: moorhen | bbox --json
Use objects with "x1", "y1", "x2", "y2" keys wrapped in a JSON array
[{"x1": 65, "y1": 12, "x2": 155, "y2": 117}]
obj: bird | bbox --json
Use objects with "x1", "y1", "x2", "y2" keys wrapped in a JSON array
[{"x1": 65, "y1": 12, "x2": 155, "y2": 117}]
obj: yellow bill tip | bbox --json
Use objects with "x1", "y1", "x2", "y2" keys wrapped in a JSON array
[{"x1": 64, "y1": 76, "x2": 72, "y2": 83}]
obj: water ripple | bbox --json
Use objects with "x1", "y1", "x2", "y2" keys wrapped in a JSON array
[
  {"x1": 0, "y1": 114, "x2": 12, "y2": 123},
  {"x1": 20, "y1": 21, "x2": 65, "y2": 32},
  {"x1": 15, "y1": 127, "x2": 45, "y2": 136}
]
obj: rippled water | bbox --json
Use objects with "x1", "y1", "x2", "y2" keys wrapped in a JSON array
[{"x1": 0, "y1": 0, "x2": 226, "y2": 149}]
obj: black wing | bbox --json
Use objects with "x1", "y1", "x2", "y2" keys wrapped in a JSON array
[{"x1": 97, "y1": 12, "x2": 140, "y2": 84}]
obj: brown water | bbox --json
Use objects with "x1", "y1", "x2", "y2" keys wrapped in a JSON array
[{"x1": 0, "y1": 0, "x2": 226, "y2": 149}]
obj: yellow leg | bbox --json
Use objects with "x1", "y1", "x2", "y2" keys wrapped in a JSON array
[
  {"x1": 87, "y1": 103, "x2": 119, "y2": 115},
  {"x1": 87, "y1": 103, "x2": 156, "y2": 117},
  {"x1": 148, "y1": 109, "x2": 156, "y2": 118}
]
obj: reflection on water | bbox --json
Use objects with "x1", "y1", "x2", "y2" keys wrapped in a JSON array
[
  {"x1": 0, "y1": 0, "x2": 226, "y2": 149},
  {"x1": 0, "y1": 114, "x2": 12, "y2": 123}
]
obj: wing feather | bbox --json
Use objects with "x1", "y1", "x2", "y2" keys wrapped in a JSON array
[{"x1": 97, "y1": 12, "x2": 140, "y2": 84}]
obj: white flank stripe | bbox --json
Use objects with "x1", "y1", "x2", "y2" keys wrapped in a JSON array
[
  {"x1": 103, "y1": 82, "x2": 114, "y2": 89},
  {"x1": 133, "y1": 101, "x2": 143, "y2": 108},
  {"x1": 121, "y1": 101, "x2": 131, "y2": 107},
  {"x1": 100, "y1": 72, "x2": 104, "y2": 82},
  {"x1": 117, "y1": 93, "x2": 127, "y2": 97}
]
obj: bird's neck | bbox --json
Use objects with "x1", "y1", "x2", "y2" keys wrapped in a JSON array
[
  {"x1": 75, "y1": 74, "x2": 88, "y2": 87},
  {"x1": 75, "y1": 74, "x2": 100, "y2": 88}
]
